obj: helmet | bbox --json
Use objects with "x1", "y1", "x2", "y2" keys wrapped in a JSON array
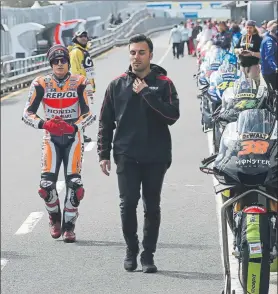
[
  {"x1": 46, "y1": 44, "x2": 70, "y2": 65},
  {"x1": 72, "y1": 30, "x2": 88, "y2": 43}
]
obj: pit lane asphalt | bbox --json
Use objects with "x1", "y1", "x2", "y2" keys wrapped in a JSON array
[{"x1": 2, "y1": 30, "x2": 274, "y2": 294}]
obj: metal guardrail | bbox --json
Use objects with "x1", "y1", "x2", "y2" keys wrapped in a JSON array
[
  {"x1": 1, "y1": 8, "x2": 149, "y2": 94},
  {"x1": 0, "y1": 10, "x2": 173, "y2": 96}
]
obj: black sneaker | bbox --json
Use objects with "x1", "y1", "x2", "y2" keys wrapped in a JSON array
[
  {"x1": 140, "y1": 252, "x2": 157, "y2": 273},
  {"x1": 124, "y1": 248, "x2": 138, "y2": 271}
]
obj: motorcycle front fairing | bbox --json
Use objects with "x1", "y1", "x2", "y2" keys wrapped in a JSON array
[
  {"x1": 213, "y1": 109, "x2": 277, "y2": 187},
  {"x1": 209, "y1": 71, "x2": 238, "y2": 104},
  {"x1": 218, "y1": 85, "x2": 262, "y2": 123},
  {"x1": 208, "y1": 71, "x2": 221, "y2": 103}
]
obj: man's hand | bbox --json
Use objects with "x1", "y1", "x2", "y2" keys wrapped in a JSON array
[
  {"x1": 240, "y1": 49, "x2": 252, "y2": 56},
  {"x1": 59, "y1": 120, "x2": 76, "y2": 134},
  {"x1": 43, "y1": 116, "x2": 64, "y2": 136},
  {"x1": 100, "y1": 160, "x2": 111, "y2": 176},
  {"x1": 133, "y1": 78, "x2": 148, "y2": 94}
]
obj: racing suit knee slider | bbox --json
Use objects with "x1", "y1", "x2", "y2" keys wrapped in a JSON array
[
  {"x1": 38, "y1": 180, "x2": 60, "y2": 214},
  {"x1": 63, "y1": 177, "x2": 84, "y2": 226},
  {"x1": 67, "y1": 176, "x2": 85, "y2": 207},
  {"x1": 76, "y1": 186, "x2": 85, "y2": 202}
]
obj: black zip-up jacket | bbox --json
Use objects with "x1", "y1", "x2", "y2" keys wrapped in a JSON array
[
  {"x1": 97, "y1": 64, "x2": 180, "y2": 164},
  {"x1": 212, "y1": 30, "x2": 232, "y2": 50}
]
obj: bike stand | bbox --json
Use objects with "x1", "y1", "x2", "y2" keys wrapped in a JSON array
[{"x1": 220, "y1": 189, "x2": 278, "y2": 294}]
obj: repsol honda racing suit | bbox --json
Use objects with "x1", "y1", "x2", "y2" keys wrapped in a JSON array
[{"x1": 22, "y1": 72, "x2": 94, "y2": 238}]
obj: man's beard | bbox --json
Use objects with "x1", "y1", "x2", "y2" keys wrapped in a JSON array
[{"x1": 132, "y1": 64, "x2": 146, "y2": 72}]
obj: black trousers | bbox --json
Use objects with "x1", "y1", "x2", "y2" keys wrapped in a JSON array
[
  {"x1": 172, "y1": 42, "x2": 180, "y2": 58},
  {"x1": 115, "y1": 155, "x2": 168, "y2": 254},
  {"x1": 185, "y1": 40, "x2": 190, "y2": 54},
  {"x1": 179, "y1": 41, "x2": 185, "y2": 56}
]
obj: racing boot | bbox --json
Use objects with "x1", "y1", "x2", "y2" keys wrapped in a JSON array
[
  {"x1": 140, "y1": 251, "x2": 157, "y2": 273},
  {"x1": 62, "y1": 222, "x2": 76, "y2": 243},
  {"x1": 83, "y1": 134, "x2": 92, "y2": 143},
  {"x1": 124, "y1": 247, "x2": 139, "y2": 271},
  {"x1": 49, "y1": 212, "x2": 62, "y2": 239}
]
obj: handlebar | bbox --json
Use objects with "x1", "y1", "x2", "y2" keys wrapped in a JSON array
[
  {"x1": 199, "y1": 153, "x2": 218, "y2": 174},
  {"x1": 193, "y1": 72, "x2": 200, "y2": 78}
]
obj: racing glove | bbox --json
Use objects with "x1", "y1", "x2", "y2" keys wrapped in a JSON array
[
  {"x1": 58, "y1": 120, "x2": 77, "y2": 135},
  {"x1": 42, "y1": 118, "x2": 64, "y2": 136}
]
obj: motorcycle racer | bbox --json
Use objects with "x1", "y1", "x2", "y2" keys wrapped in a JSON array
[{"x1": 22, "y1": 44, "x2": 94, "y2": 243}]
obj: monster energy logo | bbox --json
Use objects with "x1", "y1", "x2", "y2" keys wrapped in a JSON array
[{"x1": 251, "y1": 274, "x2": 256, "y2": 293}]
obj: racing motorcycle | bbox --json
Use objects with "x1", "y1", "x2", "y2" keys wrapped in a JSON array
[
  {"x1": 197, "y1": 40, "x2": 213, "y2": 71},
  {"x1": 212, "y1": 76, "x2": 269, "y2": 154},
  {"x1": 200, "y1": 51, "x2": 237, "y2": 133},
  {"x1": 200, "y1": 108, "x2": 278, "y2": 294}
]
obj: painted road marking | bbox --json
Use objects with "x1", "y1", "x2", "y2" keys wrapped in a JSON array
[
  {"x1": 15, "y1": 212, "x2": 44, "y2": 235},
  {"x1": 158, "y1": 45, "x2": 171, "y2": 65},
  {"x1": 85, "y1": 141, "x2": 95, "y2": 152},
  {"x1": 1, "y1": 259, "x2": 8, "y2": 271}
]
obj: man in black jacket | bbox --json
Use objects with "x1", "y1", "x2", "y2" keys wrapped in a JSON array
[
  {"x1": 212, "y1": 21, "x2": 232, "y2": 50},
  {"x1": 97, "y1": 34, "x2": 180, "y2": 273}
]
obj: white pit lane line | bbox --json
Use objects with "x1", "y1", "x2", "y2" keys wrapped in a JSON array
[
  {"x1": 15, "y1": 212, "x2": 44, "y2": 236},
  {"x1": 1, "y1": 259, "x2": 8, "y2": 271}
]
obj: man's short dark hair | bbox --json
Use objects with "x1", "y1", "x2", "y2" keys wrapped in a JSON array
[{"x1": 129, "y1": 34, "x2": 153, "y2": 53}]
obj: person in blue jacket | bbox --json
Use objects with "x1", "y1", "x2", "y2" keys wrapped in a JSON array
[
  {"x1": 231, "y1": 24, "x2": 242, "y2": 49},
  {"x1": 260, "y1": 24, "x2": 278, "y2": 91}
]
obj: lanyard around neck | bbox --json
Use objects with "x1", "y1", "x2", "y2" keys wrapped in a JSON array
[{"x1": 246, "y1": 34, "x2": 252, "y2": 49}]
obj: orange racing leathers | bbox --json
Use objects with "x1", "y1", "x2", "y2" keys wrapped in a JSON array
[{"x1": 22, "y1": 72, "x2": 94, "y2": 228}]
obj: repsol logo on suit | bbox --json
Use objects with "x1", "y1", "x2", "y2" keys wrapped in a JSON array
[{"x1": 45, "y1": 91, "x2": 77, "y2": 98}]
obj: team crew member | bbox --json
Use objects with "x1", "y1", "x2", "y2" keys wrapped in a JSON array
[
  {"x1": 235, "y1": 20, "x2": 262, "y2": 86},
  {"x1": 260, "y1": 24, "x2": 278, "y2": 91},
  {"x1": 69, "y1": 30, "x2": 96, "y2": 143},
  {"x1": 212, "y1": 21, "x2": 232, "y2": 50},
  {"x1": 97, "y1": 34, "x2": 180, "y2": 273},
  {"x1": 22, "y1": 45, "x2": 94, "y2": 243}
]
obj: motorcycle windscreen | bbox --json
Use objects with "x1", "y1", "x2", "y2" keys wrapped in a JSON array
[
  {"x1": 214, "y1": 109, "x2": 276, "y2": 185},
  {"x1": 215, "y1": 72, "x2": 237, "y2": 98},
  {"x1": 220, "y1": 77, "x2": 261, "y2": 121}
]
